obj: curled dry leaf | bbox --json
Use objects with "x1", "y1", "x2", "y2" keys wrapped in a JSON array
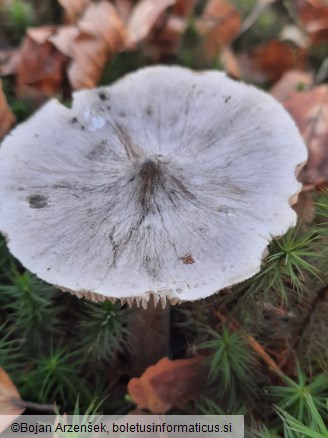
[
  {"x1": 197, "y1": 0, "x2": 241, "y2": 61},
  {"x1": 16, "y1": 26, "x2": 69, "y2": 96},
  {"x1": 0, "y1": 368, "x2": 24, "y2": 433},
  {"x1": 145, "y1": 15, "x2": 186, "y2": 60},
  {"x1": 173, "y1": 0, "x2": 195, "y2": 17},
  {"x1": 0, "y1": 80, "x2": 15, "y2": 140},
  {"x1": 128, "y1": 356, "x2": 206, "y2": 414},
  {"x1": 127, "y1": 0, "x2": 176, "y2": 46},
  {"x1": 238, "y1": 40, "x2": 306, "y2": 83},
  {"x1": 291, "y1": 191, "x2": 316, "y2": 224},
  {"x1": 58, "y1": 0, "x2": 91, "y2": 24},
  {"x1": 66, "y1": 1, "x2": 127, "y2": 89},
  {"x1": 283, "y1": 85, "x2": 328, "y2": 186},
  {"x1": 294, "y1": 0, "x2": 328, "y2": 43},
  {"x1": 221, "y1": 46, "x2": 241, "y2": 79},
  {"x1": 112, "y1": 0, "x2": 134, "y2": 23}
]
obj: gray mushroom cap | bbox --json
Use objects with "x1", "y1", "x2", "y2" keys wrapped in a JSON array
[{"x1": 0, "y1": 66, "x2": 307, "y2": 307}]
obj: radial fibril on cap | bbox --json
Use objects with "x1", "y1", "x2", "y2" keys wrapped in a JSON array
[{"x1": 0, "y1": 66, "x2": 307, "y2": 307}]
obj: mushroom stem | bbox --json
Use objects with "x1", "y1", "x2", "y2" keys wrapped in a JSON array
[{"x1": 127, "y1": 298, "x2": 170, "y2": 376}]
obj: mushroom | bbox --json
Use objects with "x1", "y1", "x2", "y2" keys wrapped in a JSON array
[
  {"x1": 0, "y1": 66, "x2": 307, "y2": 308},
  {"x1": 0, "y1": 66, "x2": 307, "y2": 309},
  {"x1": 0, "y1": 66, "x2": 307, "y2": 373}
]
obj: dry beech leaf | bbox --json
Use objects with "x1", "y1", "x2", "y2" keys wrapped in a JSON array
[
  {"x1": 294, "y1": 0, "x2": 328, "y2": 43},
  {"x1": 112, "y1": 0, "x2": 134, "y2": 23},
  {"x1": 291, "y1": 191, "x2": 316, "y2": 224},
  {"x1": 66, "y1": 1, "x2": 127, "y2": 89},
  {"x1": 127, "y1": 0, "x2": 176, "y2": 46},
  {"x1": 0, "y1": 368, "x2": 24, "y2": 433},
  {"x1": 128, "y1": 356, "x2": 206, "y2": 414},
  {"x1": 197, "y1": 0, "x2": 241, "y2": 61},
  {"x1": 49, "y1": 26, "x2": 79, "y2": 59},
  {"x1": 221, "y1": 46, "x2": 241, "y2": 79},
  {"x1": 173, "y1": 0, "x2": 195, "y2": 17},
  {"x1": 283, "y1": 85, "x2": 328, "y2": 186},
  {"x1": 16, "y1": 26, "x2": 69, "y2": 96},
  {"x1": 271, "y1": 70, "x2": 313, "y2": 102},
  {"x1": 58, "y1": 0, "x2": 91, "y2": 24},
  {"x1": 145, "y1": 16, "x2": 186, "y2": 60},
  {"x1": 0, "y1": 80, "x2": 15, "y2": 140},
  {"x1": 238, "y1": 40, "x2": 306, "y2": 83}
]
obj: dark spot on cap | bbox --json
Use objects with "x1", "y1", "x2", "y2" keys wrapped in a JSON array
[
  {"x1": 138, "y1": 159, "x2": 163, "y2": 208},
  {"x1": 119, "y1": 112, "x2": 126, "y2": 118},
  {"x1": 98, "y1": 92, "x2": 107, "y2": 101},
  {"x1": 224, "y1": 96, "x2": 231, "y2": 103},
  {"x1": 180, "y1": 253, "x2": 195, "y2": 264},
  {"x1": 145, "y1": 107, "x2": 153, "y2": 116},
  {"x1": 46, "y1": 267, "x2": 51, "y2": 271},
  {"x1": 71, "y1": 117, "x2": 78, "y2": 124},
  {"x1": 27, "y1": 194, "x2": 49, "y2": 209}
]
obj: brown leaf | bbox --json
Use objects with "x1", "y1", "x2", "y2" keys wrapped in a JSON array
[
  {"x1": 173, "y1": 0, "x2": 195, "y2": 17},
  {"x1": 221, "y1": 46, "x2": 241, "y2": 79},
  {"x1": 128, "y1": 356, "x2": 206, "y2": 414},
  {"x1": 283, "y1": 85, "x2": 328, "y2": 186},
  {"x1": 16, "y1": 26, "x2": 69, "y2": 96},
  {"x1": 145, "y1": 16, "x2": 186, "y2": 60},
  {"x1": 0, "y1": 80, "x2": 15, "y2": 140},
  {"x1": 271, "y1": 70, "x2": 313, "y2": 102},
  {"x1": 294, "y1": 0, "x2": 328, "y2": 43},
  {"x1": 197, "y1": 0, "x2": 241, "y2": 61},
  {"x1": 291, "y1": 191, "x2": 316, "y2": 224},
  {"x1": 58, "y1": 0, "x2": 91, "y2": 24},
  {"x1": 112, "y1": 0, "x2": 134, "y2": 23},
  {"x1": 127, "y1": 0, "x2": 176, "y2": 46},
  {"x1": 66, "y1": 1, "x2": 127, "y2": 89},
  {"x1": 0, "y1": 368, "x2": 24, "y2": 433},
  {"x1": 238, "y1": 40, "x2": 306, "y2": 83}
]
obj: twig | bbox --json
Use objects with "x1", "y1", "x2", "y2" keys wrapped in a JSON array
[
  {"x1": 213, "y1": 309, "x2": 283, "y2": 376},
  {"x1": 239, "y1": 0, "x2": 277, "y2": 35},
  {"x1": 14, "y1": 399, "x2": 56, "y2": 412}
]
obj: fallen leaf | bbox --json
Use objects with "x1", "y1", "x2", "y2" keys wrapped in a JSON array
[
  {"x1": 294, "y1": 0, "x2": 328, "y2": 43},
  {"x1": 271, "y1": 70, "x2": 313, "y2": 102},
  {"x1": 283, "y1": 85, "x2": 328, "y2": 186},
  {"x1": 173, "y1": 0, "x2": 195, "y2": 17},
  {"x1": 67, "y1": 1, "x2": 127, "y2": 89},
  {"x1": 0, "y1": 368, "x2": 24, "y2": 433},
  {"x1": 238, "y1": 40, "x2": 306, "y2": 83},
  {"x1": 145, "y1": 15, "x2": 186, "y2": 60},
  {"x1": 291, "y1": 191, "x2": 316, "y2": 224},
  {"x1": 16, "y1": 26, "x2": 69, "y2": 96},
  {"x1": 52, "y1": 2, "x2": 127, "y2": 90},
  {"x1": 0, "y1": 80, "x2": 15, "y2": 140},
  {"x1": 128, "y1": 356, "x2": 206, "y2": 414},
  {"x1": 127, "y1": 0, "x2": 176, "y2": 46},
  {"x1": 221, "y1": 46, "x2": 241, "y2": 79},
  {"x1": 49, "y1": 26, "x2": 79, "y2": 59},
  {"x1": 58, "y1": 0, "x2": 91, "y2": 24},
  {"x1": 197, "y1": 0, "x2": 241, "y2": 61},
  {"x1": 113, "y1": 0, "x2": 134, "y2": 23}
]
